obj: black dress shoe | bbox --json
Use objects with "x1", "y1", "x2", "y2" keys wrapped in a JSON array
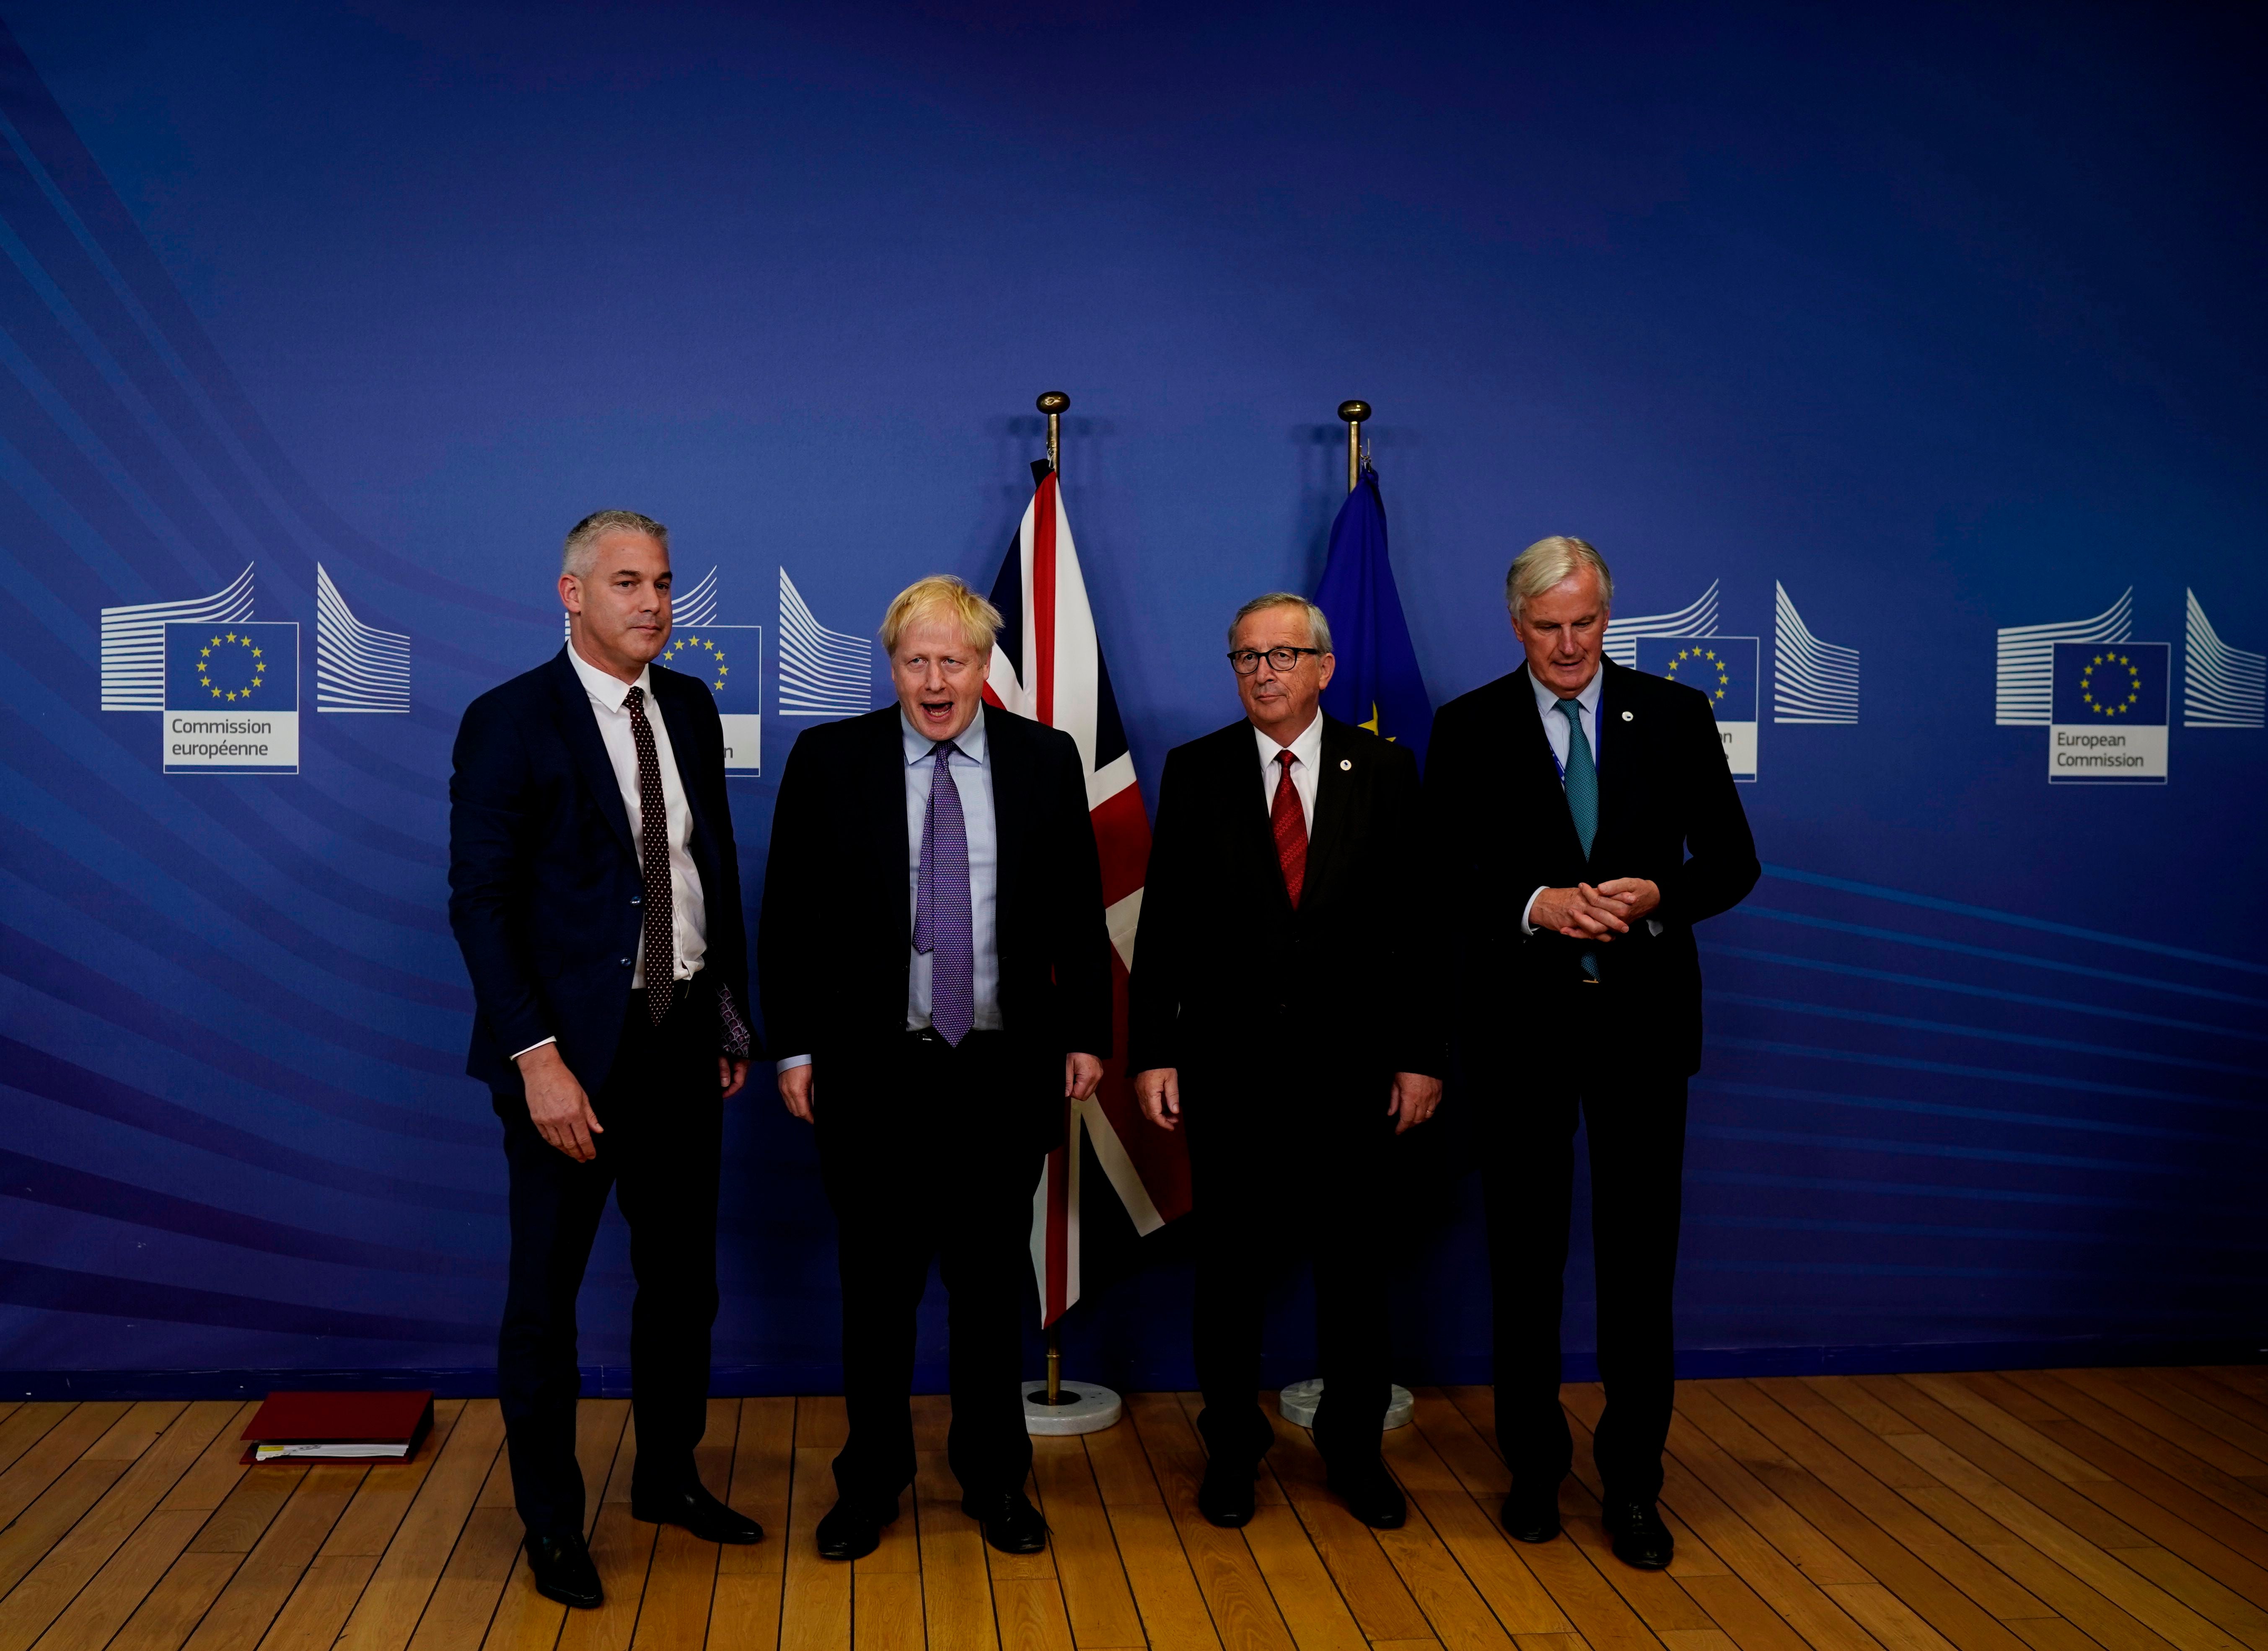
[
  {"x1": 1603, "y1": 1498, "x2": 1674, "y2": 1570},
  {"x1": 814, "y1": 1495, "x2": 896, "y2": 1561},
  {"x1": 631, "y1": 1482, "x2": 764, "y2": 1544},
  {"x1": 523, "y1": 1530, "x2": 603, "y2": 1610},
  {"x1": 961, "y1": 1490, "x2": 1048, "y2": 1555},
  {"x1": 1326, "y1": 1465, "x2": 1406, "y2": 1529},
  {"x1": 1197, "y1": 1456, "x2": 1258, "y2": 1527},
  {"x1": 1500, "y1": 1481, "x2": 1562, "y2": 1543}
]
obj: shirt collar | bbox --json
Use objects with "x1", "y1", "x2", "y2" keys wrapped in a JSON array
[
  {"x1": 1528, "y1": 660, "x2": 1604, "y2": 720},
  {"x1": 569, "y1": 642, "x2": 652, "y2": 711},
  {"x1": 1256, "y1": 711, "x2": 1326, "y2": 774},
  {"x1": 902, "y1": 702, "x2": 988, "y2": 767}
]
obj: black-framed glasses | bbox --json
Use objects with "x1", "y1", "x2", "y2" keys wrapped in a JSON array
[{"x1": 1227, "y1": 646, "x2": 1323, "y2": 675}]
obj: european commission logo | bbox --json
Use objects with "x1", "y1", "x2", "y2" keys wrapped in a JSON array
[
  {"x1": 2050, "y1": 642, "x2": 2169, "y2": 784},
  {"x1": 1635, "y1": 635, "x2": 1761, "y2": 781},
  {"x1": 162, "y1": 621, "x2": 300, "y2": 774},
  {"x1": 1997, "y1": 588, "x2": 2258, "y2": 784}
]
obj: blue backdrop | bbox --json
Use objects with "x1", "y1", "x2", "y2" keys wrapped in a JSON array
[{"x1": 0, "y1": 1, "x2": 2261, "y2": 1398}]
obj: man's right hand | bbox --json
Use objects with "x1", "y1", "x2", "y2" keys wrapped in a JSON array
[
  {"x1": 1531, "y1": 882, "x2": 1639, "y2": 942},
  {"x1": 518, "y1": 1043, "x2": 603, "y2": 1162},
  {"x1": 1135, "y1": 1067, "x2": 1181, "y2": 1132},
  {"x1": 778, "y1": 1063, "x2": 815, "y2": 1125}
]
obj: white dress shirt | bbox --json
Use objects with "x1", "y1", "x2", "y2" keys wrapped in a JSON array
[
  {"x1": 1520, "y1": 664, "x2": 1659, "y2": 938},
  {"x1": 569, "y1": 644, "x2": 708, "y2": 987},
  {"x1": 514, "y1": 648, "x2": 710, "y2": 1061},
  {"x1": 1254, "y1": 713, "x2": 1325, "y2": 832}
]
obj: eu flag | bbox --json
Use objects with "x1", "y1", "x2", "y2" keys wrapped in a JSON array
[
  {"x1": 2051, "y1": 641, "x2": 2169, "y2": 727},
  {"x1": 1314, "y1": 469, "x2": 1432, "y2": 768}
]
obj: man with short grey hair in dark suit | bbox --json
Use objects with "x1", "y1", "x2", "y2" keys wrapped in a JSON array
[{"x1": 1429, "y1": 535, "x2": 1758, "y2": 1572}]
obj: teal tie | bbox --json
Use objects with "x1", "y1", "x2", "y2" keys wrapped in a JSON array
[{"x1": 1558, "y1": 699, "x2": 1600, "y2": 978}]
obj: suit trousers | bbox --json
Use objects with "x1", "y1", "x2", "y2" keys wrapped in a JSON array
[
  {"x1": 818, "y1": 1030, "x2": 1044, "y2": 1508},
  {"x1": 497, "y1": 984, "x2": 722, "y2": 1539},
  {"x1": 1187, "y1": 1068, "x2": 1396, "y2": 1474},
  {"x1": 1483, "y1": 993, "x2": 1688, "y2": 1504}
]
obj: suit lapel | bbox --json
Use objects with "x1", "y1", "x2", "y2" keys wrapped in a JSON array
[
  {"x1": 872, "y1": 709, "x2": 914, "y2": 945},
  {"x1": 654, "y1": 672, "x2": 717, "y2": 851},
  {"x1": 986, "y1": 709, "x2": 1030, "y2": 928},
  {"x1": 549, "y1": 650, "x2": 634, "y2": 856},
  {"x1": 1590, "y1": 661, "x2": 1636, "y2": 872},
  {"x1": 1302, "y1": 718, "x2": 1357, "y2": 908}
]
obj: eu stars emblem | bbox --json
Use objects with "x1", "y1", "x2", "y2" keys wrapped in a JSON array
[
  {"x1": 162, "y1": 620, "x2": 300, "y2": 774},
  {"x1": 2048, "y1": 640, "x2": 2167, "y2": 784},
  {"x1": 1634, "y1": 634, "x2": 1760, "y2": 781},
  {"x1": 661, "y1": 625, "x2": 763, "y2": 776}
]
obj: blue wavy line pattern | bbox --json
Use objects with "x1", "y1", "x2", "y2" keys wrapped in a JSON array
[
  {"x1": 0, "y1": 24, "x2": 535, "y2": 1361},
  {"x1": 1684, "y1": 866, "x2": 2263, "y2": 1349}
]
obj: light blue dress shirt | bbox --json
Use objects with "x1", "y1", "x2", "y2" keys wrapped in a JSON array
[
  {"x1": 1522, "y1": 665, "x2": 1604, "y2": 935},
  {"x1": 1531, "y1": 660, "x2": 1605, "y2": 777},
  {"x1": 901, "y1": 706, "x2": 1002, "y2": 1034}
]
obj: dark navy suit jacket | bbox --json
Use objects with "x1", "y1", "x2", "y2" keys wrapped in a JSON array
[
  {"x1": 1427, "y1": 659, "x2": 1759, "y2": 1076},
  {"x1": 448, "y1": 646, "x2": 754, "y2": 1108}
]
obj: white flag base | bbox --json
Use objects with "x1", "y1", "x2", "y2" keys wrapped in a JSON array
[
  {"x1": 1277, "y1": 1378, "x2": 1415, "y2": 1432},
  {"x1": 1023, "y1": 1382, "x2": 1123, "y2": 1436}
]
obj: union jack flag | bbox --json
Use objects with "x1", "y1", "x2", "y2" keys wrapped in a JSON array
[{"x1": 983, "y1": 465, "x2": 1191, "y2": 1326}]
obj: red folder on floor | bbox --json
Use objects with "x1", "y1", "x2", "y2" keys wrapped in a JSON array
[{"x1": 239, "y1": 1390, "x2": 434, "y2": 1464}]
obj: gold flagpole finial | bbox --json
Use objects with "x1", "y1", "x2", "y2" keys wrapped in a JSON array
[
  {"x1": 1038, "y1": 391, "x2": 1070, "y2": 474},
  {"x1": 1338, "y1": 400, "x2": 1371, "y2": 494}
]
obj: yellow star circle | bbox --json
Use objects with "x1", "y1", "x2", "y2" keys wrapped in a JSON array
[
  {"x1": 197, "y1": 631, "x2": 265, "y2": 702},
  {"x1": 1666, "y1": 645, "x2": 1732, "y2": 702},
  {"x1": 2078, "y1": 651, "x2": 2142, "y2": 718},
  {"x1": 663, "y1": 631, "x2": 730, "y2": 693}
]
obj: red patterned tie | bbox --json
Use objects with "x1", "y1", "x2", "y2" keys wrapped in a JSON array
[
  {"x1": 624, "y1": 686, "x2": 675, "y2": 1025},
  {"x1": 1271, "y1": 748, "x2": 1307, "y2": 907}
]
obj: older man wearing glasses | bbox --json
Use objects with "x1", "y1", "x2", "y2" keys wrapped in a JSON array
[{"x1": 1131, "y1": 593, "x2": 1445, "y2": 1532}]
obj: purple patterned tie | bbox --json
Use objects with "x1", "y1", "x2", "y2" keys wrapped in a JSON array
[{"x1": 912, "y1": 741, "x2": 974, "y2": 1046}]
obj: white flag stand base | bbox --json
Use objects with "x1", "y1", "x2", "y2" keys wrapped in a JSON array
[
  {"x1": 1023, "y1": 1382, "x2": 1122, "y2": 1436},
  {"x1": 1277, "y1": 1378, "x2": 1415, "y2": 1431}
]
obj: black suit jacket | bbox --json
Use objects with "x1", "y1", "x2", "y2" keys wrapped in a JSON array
[
  {"x1": 448, "y1": 647, "x2": 753, "y2": 1105},
  {"x1": 1127, "y1": 715, "x2": 1445, "y2": 1088},
  {"x1": 758, "y1": 705, "x2": 1112, "y2": 1140},
  {"x1": 1427, "y1": 659, "x2": 1759, "y2": 1076}
]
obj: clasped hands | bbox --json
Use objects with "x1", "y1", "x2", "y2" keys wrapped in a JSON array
[
  {"x1": 775, "y1": 1051, "x2": 1103, "y2": 1127},
  {"x1": 1135, "y1": 1067, "x2": 1442, "y2": 1136},
  {"x1": 1530, "y1": 876, "x2": 1660, "y2": 943},
  {"x1": 518, "y1": 1042, "x2": 750, "y2": 1162}
]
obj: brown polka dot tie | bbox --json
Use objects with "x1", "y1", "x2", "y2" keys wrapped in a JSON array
[{"x1": 624, "y1": 685, "x2": 675, "y2": 1025}]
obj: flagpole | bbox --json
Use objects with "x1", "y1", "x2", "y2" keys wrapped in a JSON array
[
  {"x1": 1040, "y1": 388, "x2": 1069, "y2": 1412},
  {"x1": 1339, "y1": 399, "x2": 1370, "y2": 493},
  {"x1": 1020, "y1": 385, "x2": 1123, "y2": 1438},
  {"x1": 1279, "y1": 397, "x2": 1417, "y2": 1441},
  {"x1": 1039, "y1": 389, "x2": 1068, "y2": 474}
]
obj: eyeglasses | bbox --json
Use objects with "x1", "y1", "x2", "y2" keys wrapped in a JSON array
[{"x1": 1227, "y1": 647, "x2": 1323, "y2": 675}]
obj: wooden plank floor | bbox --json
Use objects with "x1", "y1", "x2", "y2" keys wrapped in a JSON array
[{"x1": 2, "y1": 1369, "x2": 2263, "y2": 1651}]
